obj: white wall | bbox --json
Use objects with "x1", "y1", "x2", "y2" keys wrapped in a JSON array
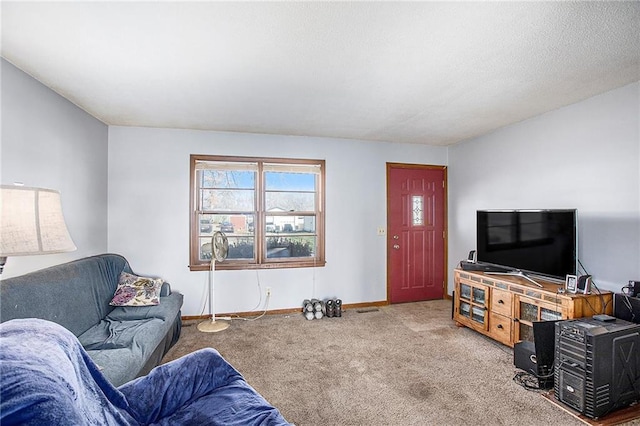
[
  {"x1": 448, "y1": 82, "x2": 640, "y2": 293},
  {"x1": 108, "y1": 127, "x2": 447, "y2": 316},
  {"x1": 6, "y1": 56, "x2": 637, "y2": 309},
  {"x1": 0, "y1": 59, "x2": 109, "y2": 278}
]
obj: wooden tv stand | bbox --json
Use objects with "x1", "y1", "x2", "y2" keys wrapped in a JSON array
[{"x1": 453, "y1": 269, "x2": 613, "y2": 347}]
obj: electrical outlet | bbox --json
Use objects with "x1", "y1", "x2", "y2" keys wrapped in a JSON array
[
  {"x1": 266, "y1": 287, "x2": 272, "y2": 297},
  {"x1": 377, "y1": 227, "x2": 386, "y2": 236}
]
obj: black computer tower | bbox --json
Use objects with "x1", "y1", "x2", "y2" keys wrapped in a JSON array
[{"x1": 554, "y1": 317, "x2": 640, "y2": 419}]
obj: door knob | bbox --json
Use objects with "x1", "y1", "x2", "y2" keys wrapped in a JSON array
[{"x1": 393, "y1": 244, "x2": 400, "y2": 249}]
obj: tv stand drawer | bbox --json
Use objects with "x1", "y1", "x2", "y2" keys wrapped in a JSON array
[
  {"x1": 491, "y1": 288, "x2": 512, "y2": 317},
  {"x1": 489, "y1": 312, "x2": 512, "y2": 345}
]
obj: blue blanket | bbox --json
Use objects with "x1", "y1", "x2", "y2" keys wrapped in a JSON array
[{"x1": 0, "y1": 319, "x2": 291, "y2": 425}]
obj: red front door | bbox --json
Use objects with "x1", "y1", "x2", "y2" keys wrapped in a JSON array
[{"x1": 387, "y1": 164, "x2": 446, "y2": 303}]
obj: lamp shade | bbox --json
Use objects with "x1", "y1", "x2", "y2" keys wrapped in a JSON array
[{"x1": 0, "y1": 185, "x2": 76, "y2": 256}]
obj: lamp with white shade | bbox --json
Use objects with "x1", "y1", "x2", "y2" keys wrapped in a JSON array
[{"x1": 0, "y1": 185, "x2": 76, "y2": 274}]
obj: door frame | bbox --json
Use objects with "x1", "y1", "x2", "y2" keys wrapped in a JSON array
[{"x1": 386, "y1": 163, "x2": 449, "y2": 303}]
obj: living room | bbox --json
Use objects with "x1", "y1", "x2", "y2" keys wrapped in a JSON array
[
  {"x1": 1, "y1": 2, "x2": 639, "y2": 423},
  {"x1": 2, "y1": 2, "x2": 638, "y2": 315}
]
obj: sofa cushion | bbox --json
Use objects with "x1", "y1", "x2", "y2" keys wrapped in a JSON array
[
  {"x1": 0, "y1": 254, "x2": 130, "y2": 336},
  {"x1": 80, "y1": 318, "x2": 168, "y2": 387},
  {"x1": 110, "y1": 272, "x2": 163, "y2": 307},
  {"x1": 78, "y1": 293, "x2": 183, "y2": 386}
]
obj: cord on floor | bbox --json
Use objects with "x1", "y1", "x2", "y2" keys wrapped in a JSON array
[{"x1": 513, "y1": 371, "x2": 545, "y2": 391}]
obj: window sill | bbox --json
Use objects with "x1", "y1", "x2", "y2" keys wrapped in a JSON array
[{"x1": 189, "y1": 260, "x2": 326, "y2": 271}]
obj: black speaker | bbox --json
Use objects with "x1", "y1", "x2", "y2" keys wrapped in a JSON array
[
  {"x1": 467, "y1": 250, "x2": 476, "y2": 263},
  {"x1": 513, "y1": 320, "x2": 558, "y2": 389},
  {"x1": 514, "y1": 341, "x2": 537, "y2": 373},
  {"x1": 577, "y1": 275, "x2": 591, "y2": 294}
]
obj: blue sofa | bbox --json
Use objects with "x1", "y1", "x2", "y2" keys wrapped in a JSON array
[
  {"x1": 0, "y1": 319, "x2": 291, "y2": 425},
  {"x1": 0, "y1": 254, "x2": 183, "y2": 387}
]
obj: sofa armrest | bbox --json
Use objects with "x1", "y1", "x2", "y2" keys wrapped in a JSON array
[
  {"x1": 118, "y1": 348, "x2": 244, "y2": 423},
  {"x1": 106, "y1": 293, "x2": 183, "y2": 323},
  {"x1": 160, "y1": 281, "x2": 171, "y2": 297}
]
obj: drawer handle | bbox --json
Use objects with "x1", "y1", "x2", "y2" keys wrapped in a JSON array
[
  {"x1": 497, "y1": 324, "x2": 504, "y2": 329},
  {"x1": 498, "y1": 300, "x2": 504, "y2": 304}
]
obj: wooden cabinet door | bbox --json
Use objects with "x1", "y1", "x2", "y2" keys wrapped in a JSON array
[
  {"x1": 514, "y1": 296, "x2": 563, "y2": 342},
  {"x1": 455, "y1": 279, "x2": 489, "y2": 332}
]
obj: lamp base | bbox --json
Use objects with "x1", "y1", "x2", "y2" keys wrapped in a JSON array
[{"x1": 197, "y1": 319, "x2": 230, "y2": 333}]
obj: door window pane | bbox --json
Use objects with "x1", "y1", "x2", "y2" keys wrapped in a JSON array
[{"x1": 412, "y1": 195, "x2": 424, "y2": 226}]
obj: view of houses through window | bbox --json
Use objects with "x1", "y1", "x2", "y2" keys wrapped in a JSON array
[{"x1": 190, "y1": 155, "x2": 325, "y2": 270}]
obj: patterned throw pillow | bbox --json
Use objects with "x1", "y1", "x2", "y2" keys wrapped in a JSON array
[{"x1": 110, "y1": 272, "x2": 164, "y2": 306}]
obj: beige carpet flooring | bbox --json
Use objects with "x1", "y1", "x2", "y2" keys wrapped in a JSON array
[{"x1": 162, "y1": 300, "x2": 640, "y2": 426}]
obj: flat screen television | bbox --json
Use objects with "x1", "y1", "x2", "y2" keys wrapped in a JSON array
[{"x1": 476, "y1": 209, "x2": 577, "y2": 282}]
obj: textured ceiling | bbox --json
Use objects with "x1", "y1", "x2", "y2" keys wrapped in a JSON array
[{"x1": 2, "y1": 1, "x2": 639, "y2": 146}]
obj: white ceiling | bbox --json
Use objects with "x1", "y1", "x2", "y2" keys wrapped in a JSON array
[{"x1": 2, "y1": 1, "x2": 639, "y2": 146}]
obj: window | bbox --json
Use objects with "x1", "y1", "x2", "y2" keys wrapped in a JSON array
[
  {"x1": 411, "y1": 195, "x2": 424, "y2": 226},
  {"x1": 189, "y1": 155, "x2": 325, "y2": 271}
]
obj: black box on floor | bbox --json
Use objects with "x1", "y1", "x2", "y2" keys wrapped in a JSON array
[{"x1": 614, "y1": 293, "x2": 640, "y2": 324}]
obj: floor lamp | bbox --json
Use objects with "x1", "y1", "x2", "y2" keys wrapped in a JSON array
[{"x1": 0, "y1": 185, "x2": 76, "y2": 275}]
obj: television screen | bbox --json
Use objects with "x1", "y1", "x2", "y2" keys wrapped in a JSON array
[{"x1": 476, "y1": 210, "x2": 577, "y2": 281}]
